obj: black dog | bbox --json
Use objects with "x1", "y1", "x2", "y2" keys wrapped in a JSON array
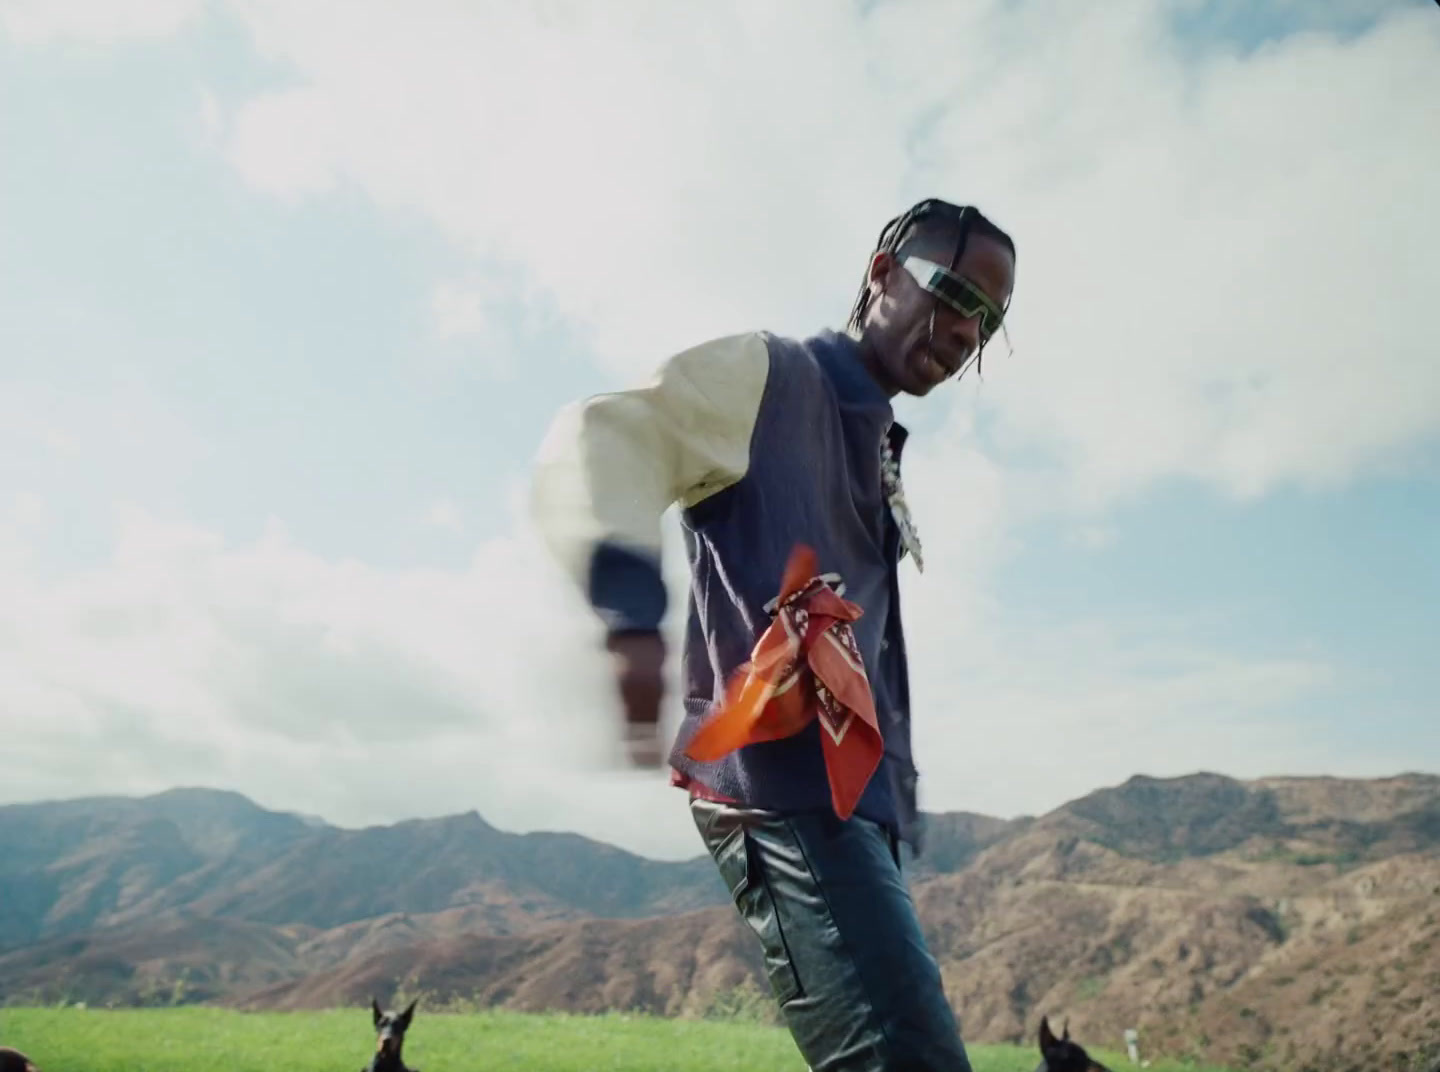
[
  {"x1": 0, "y1": 1048, "x2": 39, "y2": 1072},
  {"x1": 362, "y1": 998, "x2": 419, "y2": 1072},
  {"x1": 1035, "y1": 1015, "x2": 1112, "y2": 1072}
]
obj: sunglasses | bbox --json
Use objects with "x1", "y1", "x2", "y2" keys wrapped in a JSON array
[{"x1": 900, "y1": 255, "x2": 1006, "y2": 344}]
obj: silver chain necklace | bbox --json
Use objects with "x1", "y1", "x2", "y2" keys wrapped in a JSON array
[{"x1": 880, "y1": 434, "x2": 923, "y2": 573}]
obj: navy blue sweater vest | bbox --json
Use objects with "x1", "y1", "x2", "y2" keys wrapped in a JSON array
[
  {"x1": 671, "y1": 332, "x2": 920, "y2": 847},
  {"x1": 537, "y1": 329, "x2": 924, "y2": 850}
]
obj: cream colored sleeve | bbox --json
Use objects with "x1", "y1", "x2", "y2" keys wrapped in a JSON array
[{"x1": 529, "y1": 331, "x2": 771, "y2": 595}]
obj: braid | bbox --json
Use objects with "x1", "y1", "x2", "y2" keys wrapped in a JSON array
[
  {"x1": 846, "y1": 198, "x2": 1016, "y2": 363},
  {"x1": 846, "y1": 204, "x2": 929, "y2": 334}
]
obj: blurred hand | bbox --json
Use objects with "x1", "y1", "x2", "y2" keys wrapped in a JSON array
[{"x1": 606, "y1": 631, "x2": 666, "y2": 768}]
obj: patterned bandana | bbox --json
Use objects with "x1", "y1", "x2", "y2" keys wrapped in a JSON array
[{"x1": 683, "y1": 544, "x2": 884, "y2": 819}]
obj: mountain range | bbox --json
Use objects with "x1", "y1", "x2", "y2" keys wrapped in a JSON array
[{"x1": 2, "y1": 772, "x2": 1437, "y2": 1072}]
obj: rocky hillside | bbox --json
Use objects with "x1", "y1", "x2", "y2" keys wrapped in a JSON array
[
  {"x1": 2, "y1": 773, "x2": 1438, "y2": 1072},
  {"x1": 0, "y1": 787, "x2": 725, "y2": 951}
]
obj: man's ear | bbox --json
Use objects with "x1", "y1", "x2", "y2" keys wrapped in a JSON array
[{"x1": 868, "y1": 250, "x2": 896, "y2": 290}]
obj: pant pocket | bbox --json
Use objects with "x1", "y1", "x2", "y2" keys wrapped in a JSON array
[{"x1": 712, "y1": 825, "x2": 804, "y2": 1005}]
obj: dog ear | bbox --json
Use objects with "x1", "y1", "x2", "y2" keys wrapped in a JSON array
[
  {"x1": 1039, "y1": 1015, "x2": 1058, "y2": 1052},
  {"x1": 1063, "y1": 1017, "x2": 1071, "y2": 1041},
  {"x1": 399, "y1": 998, "x2": 417, "y2": 1029},
  {"x1": 372, "y1": 997, "x2": 383, "y2": 1026}
]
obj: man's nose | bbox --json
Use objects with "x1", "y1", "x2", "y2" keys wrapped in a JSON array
[{"x1": 945, "y1": 308, "x2": 981, "y2": 354}]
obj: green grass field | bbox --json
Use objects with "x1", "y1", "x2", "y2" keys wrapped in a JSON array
[{"x1": 0, "y1": 1007, "x2": 1236, "y2": 1072}]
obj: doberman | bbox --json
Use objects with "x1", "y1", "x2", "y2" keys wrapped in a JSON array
[
  {"x1": 362, "y1": 998, "x2": 420, "y2": 1072},
  {"x1": 0, "y1": 1048, "x2": 39, "y2": 1072},
  {"x1": 1035, "y1": 1015, "x2": 1113, "y2": 1072}
]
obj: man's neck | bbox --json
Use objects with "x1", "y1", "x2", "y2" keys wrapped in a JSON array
[{"x1": 845, "y1": 328, "x2": 900, "y2": 400}]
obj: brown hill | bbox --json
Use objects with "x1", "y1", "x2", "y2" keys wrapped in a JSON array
[
  {"x1": 0, "y1": 911, "x2": 310, "y2": 1006},
  {"x1": 908, "y1": 810, "x2": 1032, "y2": 877},
  {"x1": 0, "y1": 789, "x2": 312, "y2": 949},
  {"x1": 914, "y1": 827, "x2": 1440, "y2": 1072},
  {"x1": 292, "y1": 896, "x2": 585, "y2": 972},
  {"x1": 2, "y1": 772, "x2": 1438, "y2": 1072},
  {"x1": 1032, "y1": 771, "x2": 1440, "y2": 865},
  {"x1": 205, "y1": 821, "x2": 1440, "y2": 1071},
  {"x1": 232, "y1": 906, "x2": 765, "y2": 1019},
  {"x1": 166, "y1": 812, "x2": 717, "y2": 930},
  {"x1": 0, "y1": 789, "x2": 725, "y2": 951}
]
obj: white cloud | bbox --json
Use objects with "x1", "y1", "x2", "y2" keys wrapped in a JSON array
[
  {"x1": 198, "y1": 88, "x2": 224, "y2": 144},
  {"x1": 0, "y1": 0, "x2": 201, "y2": 44},
  {"x1": 1067, "y1": 524, "x2": 1117, "y2": 551},
  {"x1": 0, "y1": 380, "x2": 212, "y2": 518},
  {"x1": 972, "y1": 7, "x2": 1440, "y2": 506},
  {"x1": 218, "y1": 0, "x2": 913, "y2": 373},
  {"x1": 7, "y1": 0, "x2": 1437, "y2": 512},
  {"x1": 0, "y1": 394, "x2": 81, "y2": 458},
  {"x1": 430, "y1": 281, "x2": 497, "y2": 344},
  {"x1": 903, "y1": 606, "x2": 1343, "y2": 818},
  {"x1": 0, "y1": 502, "x2": 705, "y2": 857},
  {"x1": 225, "y1": 86, "x2": 341, "y2": 204},
  {"x1": 422, "y1": 497, "x2": 463, "y2": 532},
  {"x1": 0, "y1": 498, "x2": 1353, "y2": 858},
  {"x1": 425, "y1": 277, "x2": 532, "y2": 380},
  {"x1": 205, "y1": 0, "x2": 1439, "y2": 507}
]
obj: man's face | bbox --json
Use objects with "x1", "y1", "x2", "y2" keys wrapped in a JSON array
[{"x1": 861, "y1": 232, "x2": 1015, "y2": 398}]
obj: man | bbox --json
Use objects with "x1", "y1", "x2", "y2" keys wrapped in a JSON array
[{"x1": 530, "y1": 198, "x2": 1016, "y2": 1071}]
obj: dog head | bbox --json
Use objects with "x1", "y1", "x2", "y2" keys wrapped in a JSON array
[
  {"x1": 0, "y1": 1047, "x2": 40, "y2": 1072},
  {"x1": 1037, "y1": 1016, "x2": 1112, "y2": 1072},
  {"x1": 371, "y1": 998, "x2": 417, "y2": 1059}
]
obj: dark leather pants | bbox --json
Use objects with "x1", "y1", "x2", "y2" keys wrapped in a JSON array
[{"x1": 691, "y1": 799, "x2": 972, "y2": 1072}]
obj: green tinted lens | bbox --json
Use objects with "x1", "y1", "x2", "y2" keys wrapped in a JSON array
[
  {"x1": 931, "y1": 275, "x2": 1000, "y2": 337},
  {"x1": 903, "y1": 257, "x2": 1004, "y2": 339}
]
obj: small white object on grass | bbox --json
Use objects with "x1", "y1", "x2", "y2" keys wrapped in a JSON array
[{"x1": 1124, "y1": 1028, "x2": 1140, "y2": 1064}]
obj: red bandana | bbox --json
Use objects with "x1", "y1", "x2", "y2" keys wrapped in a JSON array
[{"x1": 683, "y1": 545, "x2": 884, "y2": 820}]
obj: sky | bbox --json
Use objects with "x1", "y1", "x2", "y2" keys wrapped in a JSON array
[{"x1": 1, "y1": 0, "x2": 1437, "y2": 860}]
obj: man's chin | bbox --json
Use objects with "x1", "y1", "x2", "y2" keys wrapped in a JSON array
[{"x1": 902, "y1": 363, "x2": 944, "y2": 397}]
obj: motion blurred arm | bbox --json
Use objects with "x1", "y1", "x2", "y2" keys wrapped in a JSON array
[{"x1": 529, "y1": 332, "x2": 771, "y2": 636}]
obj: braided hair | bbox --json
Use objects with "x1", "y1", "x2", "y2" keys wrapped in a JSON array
[{"x1": 846, "y1": 198, "x2": 1016, "y2": 378}]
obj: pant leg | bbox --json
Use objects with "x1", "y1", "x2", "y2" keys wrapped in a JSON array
[{"x1": 691, "y1": 798, "x2": 971, "y2": 1072}]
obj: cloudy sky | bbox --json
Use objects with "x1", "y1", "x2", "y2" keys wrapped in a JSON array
[{"x1": 2, "y1": 0, "x2": 1436, "y2": 859}]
